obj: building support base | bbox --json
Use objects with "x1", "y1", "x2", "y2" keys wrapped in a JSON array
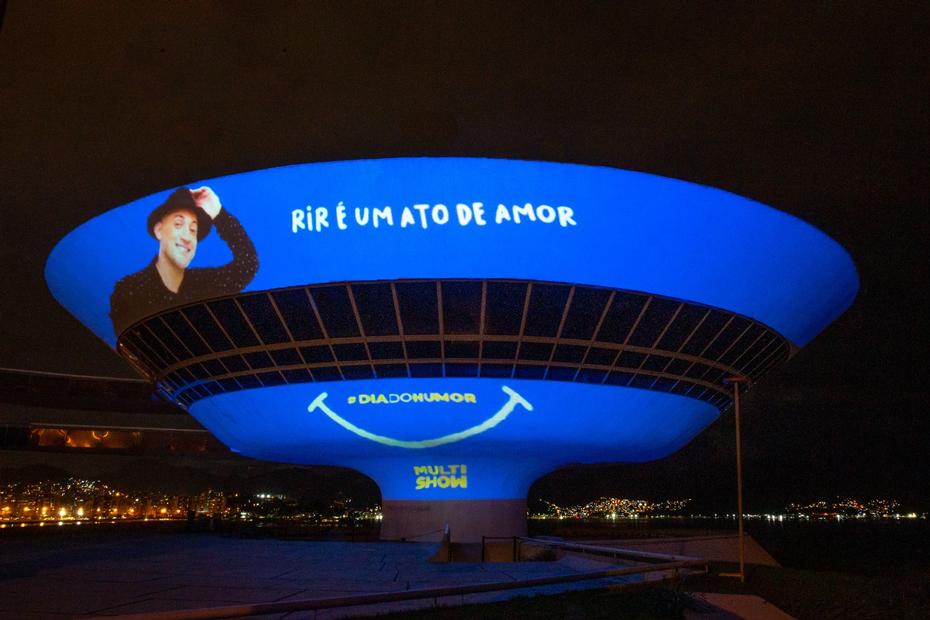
[{"x1": 380, "y1": 499, "x2": 527, "y2": 543}]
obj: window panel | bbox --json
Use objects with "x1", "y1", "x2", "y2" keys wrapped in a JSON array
[
  {"x1": 300, "y1": 345, "x2": 334, "y2": 363},
  {"x1": 208, "y1": 299, "x2": 259, "y2": 348},
  {"x1": 656, "y1": 305, "x2": 707, "y2": 352},
  {"x1": 374, "y1": 364, "x2": 407, "y2": 378},
  {"x1": 406, "y1": 341, "x2": 441, "y2": 359},
  {"x1": 220, "y1": 354, "x2": 248, "y2": 373},
  {"x1": 616, "y1": 350, "x2": 646, "y2": 369},
  {"x1": 576, "y1": 369, "x2": 607, "y2": 384},
  {"x1": 480, "y1": 363, "x2": 513, "y2": 378},
  {"x1": 409, "y1": 363, "x2": 442, "y2": 377},
  {"x1": 341, "y1": 365, "x2": 374, "y2": 380},
  {"x1": 332, "y1": 343, "x2": 369, "y2": 362},
  {"x1": 518, "y1": 342, "x2": 553, "y2": 361},
  {"x1": 395, "y1": 282, "x2": 438, "y2": 335},
  {"x1": 482, "y1": 341, "x2": 517, "y2": 360},
  {"x1": 282, "y1": 368, "x2": 313, "y2": 384},
  {"x1": 444, "y1": 340, "x2": 479, "y2": 358},
  {"x1": 719, "y1": 324, "x2": 763, "y2": 366},
  {"x1": 584, "y1": 347, "x2": 617, "y2": 366},
  {"x1": 161, "y1": 312, "x2": 210, "y2": 357},
  {"x1": 270, "y1": 348, "x2": 302, "y2": 367},
  {"x1": 605, "y1": 371, "x2": 634, "y2": 386},
  {"x1": 441, "y1": 281, "x2": 482, "y2": 335},
  {"x1": 257, "y1": 371, "x2": 285, "y2": 387},
  {"x1": 312, "y1": 366, "x2": 342, "y2": 381},
  {"x1": 523, "y1": 284, "x2": 571, "y2": 337},
  {"x1": 311, "y1": 286, "x2": 359, "y2": 338},
  {"x1": 243, "y1": 351, "x2": 274, "y2": 369},
  {"x1": 351, "y1": 283, "x2": 399, "y2": 336},
  {"x1": 680, "y1": 310, "x2": 730, "y2": 356},
  {"x1": 445, "y1": 363, "x2": 478, "y2": 377},
  {"x1": 182, "y1": 305, "x2": 233, "y2": 352},
  {"x1": 595, "y1": 292, "x2": 648, "y2": 343},
  {"x1": 271, "y1": 289, "x2": 324, "y2": 341},
  {"x1": 552, "y1": 344, "x2": 586, "y2": 363},
  {"x1": 627, "y1": 299, "x2": 679, "y2": 348},
  {"x1": 546, "y1": 366, "x2": 577, "y2": 381},
  {"x1": 702, "y1": 317, "x2": 750, "y2": 361},
  {"x1": 368, "y1": 341, "x2": 405, "y2": 360},
  {"x1": 514, "y1": 365, "x2": 546, "y2": 379},
  {"x1": 483, "y1": 282, "x2": 527, "y2": 335},
  {"x1": 147, "y1": 318, "x2": 191, "y2": 361},
  {"x1": 560, "y1": 287, "x2": 611, "y2": 340},
  {"x1": 237, "y1": 294, "x2": 290, "y2": 344}
]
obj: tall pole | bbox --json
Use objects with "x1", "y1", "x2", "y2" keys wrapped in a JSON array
[{"x1": 722, "y1": 375, "x2": 748, "y2": 584}]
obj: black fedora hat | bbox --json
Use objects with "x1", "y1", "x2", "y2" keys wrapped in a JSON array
[{"x1": 147, "y1": 188, "x2": 213, "y2": 241}]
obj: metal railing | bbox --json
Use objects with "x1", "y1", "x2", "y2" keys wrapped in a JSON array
[
  {"x1": 519, "y1": 537, "x2": 704, "y2": 564},
  {"x1": 435, "y1": 524, "x2": 452, "y2": 562},
  {"x1": 479, "y1": 535, "x2": 707, "y2": 567},
  {"x1": 481, "y1": 535, "x2": 521, "y2": 561}
]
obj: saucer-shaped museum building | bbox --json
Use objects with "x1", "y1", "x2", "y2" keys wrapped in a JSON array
[{"x1": 46, "y1": 159, "x2": 858, "y2": 541}]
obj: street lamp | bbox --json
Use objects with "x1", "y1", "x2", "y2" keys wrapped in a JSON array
[{"x1": 720, "y1": 375, "x2": 749, "y2": 584}]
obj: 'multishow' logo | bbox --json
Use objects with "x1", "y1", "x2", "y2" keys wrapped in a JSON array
[
  {"x1": 346, "y1": 392, "x2": 477, "y2": 405},
  {"x1": 414, "y1": 464, "x2": 467, "y2": 490}
]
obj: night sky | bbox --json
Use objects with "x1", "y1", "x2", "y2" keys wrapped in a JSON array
[{"x1": 1, "y1": 3, "x2": 927, "y2": 510}]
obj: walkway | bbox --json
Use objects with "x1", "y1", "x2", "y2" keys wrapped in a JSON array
[{"x1": 0, "y1": 532, "x2": 647, "y2": 618}]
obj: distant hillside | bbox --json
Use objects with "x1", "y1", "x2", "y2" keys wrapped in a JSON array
[
  {"x1": 105, "y1": 460, "x2": 221, "y2": 495},
  {"x1": 102, "y1": 460, "x2": 381, "y2": 504},
  {"x1": 0, "y1": 463, "x2": 74, "y2": 484},
  {"x1": 0, "y1": 458, "x2": 381, "y2": 505},
  {"x1": 233, "y1": 466, "x2": 381, "y2": 506}
]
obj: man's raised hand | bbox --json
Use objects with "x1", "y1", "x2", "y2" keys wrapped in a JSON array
[{"x1": 190, "y1": 186, "x2": 222, "y2": 219}]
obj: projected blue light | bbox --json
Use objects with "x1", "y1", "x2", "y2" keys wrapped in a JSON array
[
  {"x1": 46, "y1": 158, "x2": 858, "y2": 348},
  {"x1": 189, "y1": 378, "x2": 720, "y2": 500},
  {"x1": 44, "y1": 158, "x2": 860, "y2": 510}
]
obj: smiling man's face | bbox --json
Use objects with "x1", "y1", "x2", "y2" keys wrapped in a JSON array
[{"x1": 154, "y1": 209, "x2": 198, "y2": 270}]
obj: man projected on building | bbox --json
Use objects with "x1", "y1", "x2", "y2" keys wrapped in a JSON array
[{"x1": 109, "y1": 187, "x2": 258, "y2": 338}]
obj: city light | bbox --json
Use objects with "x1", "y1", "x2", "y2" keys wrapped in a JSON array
[
  {"x1": 0, "y1": 477, "x2": 384, "y2": 528},
  {"x1": 0, "y1": 477, "x2": 923, "y2": 530},
  {"x1": 531, "y1": 498, "x2": 692, "y2": 520},
  {"x1": 528, "y1": 496, "x2": 924, "y2": 523}
]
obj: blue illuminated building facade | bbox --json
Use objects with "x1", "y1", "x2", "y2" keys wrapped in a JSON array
[{"x1": 46, "y1": 159, "x2": 858, "y2": 541}]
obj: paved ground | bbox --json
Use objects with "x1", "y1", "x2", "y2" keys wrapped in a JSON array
[
  {"x1": 686, "y1": 593, "x2": 796, "y2": 619},
  {"x1": 0, "y1": 532, "x2": 648, "y2": 619},
  {"x1": 596, "y1": 534, "x2": 780, "y2": 567}
]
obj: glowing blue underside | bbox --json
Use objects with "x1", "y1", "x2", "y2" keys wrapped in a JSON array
[{"x1": 190, "y1": 378, "x2": 719, "y2": 499}]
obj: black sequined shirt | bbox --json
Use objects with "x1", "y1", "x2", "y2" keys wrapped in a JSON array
[{"x1": 109, "y1": 209, "x2": 258, "y2": 339}]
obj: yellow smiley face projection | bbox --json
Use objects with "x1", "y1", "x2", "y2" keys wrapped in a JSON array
[{"x1": 308, "y1": 385, "x2": 533, "y2": 449}]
